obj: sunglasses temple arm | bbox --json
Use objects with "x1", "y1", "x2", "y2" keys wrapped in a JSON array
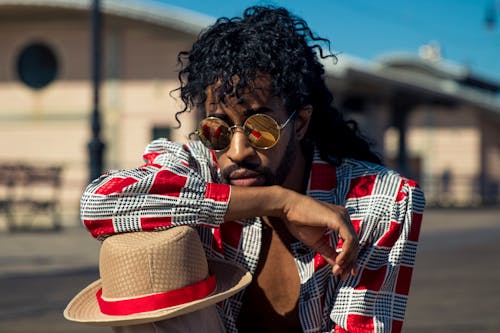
[{"x1": 279, "y1": 110, "x2": 298, "y2": 129}]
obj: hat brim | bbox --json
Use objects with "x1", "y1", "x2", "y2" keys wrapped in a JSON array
[{"x1": 64, "y1": 258, "x2": 251, "y2": 326}]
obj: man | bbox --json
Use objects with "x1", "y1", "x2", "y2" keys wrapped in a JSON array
[{"x1": 81, "y1": 6, "x2": 425, "y2": 333}]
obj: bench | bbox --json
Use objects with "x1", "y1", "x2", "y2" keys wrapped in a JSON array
[{"x1": 0, "y1": 164, "x2": 62, "y2": 231}]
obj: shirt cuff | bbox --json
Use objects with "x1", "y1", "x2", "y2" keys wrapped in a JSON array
[
  {"x1": 199, "y1": 182, "x2": 231, "y2": 226},
  {"x1": 205, "y1": 182, "x2": 230, "y2": 202}
]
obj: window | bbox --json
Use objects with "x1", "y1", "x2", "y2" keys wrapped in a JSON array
[
  {"x1": 152, "y1": 126, "x2": 171, "y2": 140},
  {"x1": 16, "y1": 43, "x2": 58, "y2": 89}
]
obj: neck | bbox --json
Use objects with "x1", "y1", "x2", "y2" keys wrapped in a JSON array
[{"x1": 281, "y1": 144, "x2": 308, "y2": 194}]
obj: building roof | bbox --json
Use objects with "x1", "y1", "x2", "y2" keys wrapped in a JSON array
[
  {"x1": 0, "y1": 0, "x2": 213, "y2": 35},
  {"x1": 3, "y1": 0, "x2": 499, "y2": 117},
  {"x1": 379, "y1": 53, "x2": 500, "y2": 94},
  {"x1": 326, "y1": 54, "x2": 500, "y2": 117}
]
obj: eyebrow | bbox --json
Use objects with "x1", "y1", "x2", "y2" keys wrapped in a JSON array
[
  {"x1": 205, "y1": 106, "x2": 274, "y2": 124},
  {"x1": 209, "y1": 113, "x2": 231, "y2": 123},
  {"x1": 243, "y1": 107, "x2": 273, "y2": 117}
]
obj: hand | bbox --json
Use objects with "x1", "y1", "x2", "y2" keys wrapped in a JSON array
[
  {"x1": 226, "y1": 185, "x2": 359, "y2": 279},
  {"x1": 281, "y1": 191, "x2": 359, "y2": 280}
]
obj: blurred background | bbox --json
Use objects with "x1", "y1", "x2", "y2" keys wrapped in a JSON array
[{"x1": 0, "y1": 0, "x2": 498, "y2": 332}]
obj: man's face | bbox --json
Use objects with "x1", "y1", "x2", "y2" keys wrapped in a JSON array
[{"x1": 202, "y1": 79, "x2": 298, "y2": 187}]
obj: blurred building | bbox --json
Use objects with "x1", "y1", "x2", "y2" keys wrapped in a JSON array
[
  {"x1": 0, "y1": 0, "x2": 210, "y2": 228},
  {"x1": 0, "y1": 1, "x2": 499, "y2": 229},
  {"x1": 327, "y1": 53, "x2": 500, "y2": 207}
]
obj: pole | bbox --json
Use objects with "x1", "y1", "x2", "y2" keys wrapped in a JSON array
[
  {"x1": 88, "y1": 0, "x2": 105, "y2": 182},
  {"x1": 392, "y1": 97, "x2": 412, "y2": 178}
]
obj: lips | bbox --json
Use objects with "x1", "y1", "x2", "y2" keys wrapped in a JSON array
[{"x1": 228, "y1": 169, "x2": 265, "y2": 186}]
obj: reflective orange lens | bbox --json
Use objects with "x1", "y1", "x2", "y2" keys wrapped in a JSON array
[
  {"x1": 197, "y1": 117, "x2": 232, "y2": 151},
  {"x1": 244, "y1": 114, "x2": 280, "y2": 149}
]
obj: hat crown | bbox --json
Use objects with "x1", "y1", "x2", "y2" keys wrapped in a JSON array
[{"x1": 99, "y1": 226, "x2": 209, "y2": 299}]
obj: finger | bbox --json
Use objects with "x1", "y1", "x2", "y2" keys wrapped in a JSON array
[
  {"x1": 335, "y1": 246, "x2": 358, "y2": 279},
  {"x1": 337, "y1": 251, "x2": 357, "y2": 275},
  {"x1": 309, "y1": 236, "x2": 339, "y2": 270},
  {"x1": 323, "y1": 207, "x2": 358, "y2": 267},
  {"x1": 339, "y1": 262, "x2": 359, "y2": 281},
  {"x1": 331, "y1": 253, "x2": 356, "y2": 281},
  {"x1": 338, "y1": 227, "x2": 359, "y2": 265},
  {"x1": 333, "y1": 264, "x2": 343, "y2": 277},
  {"x1": 315, "y1": 243, "x2": 357, "y2": 279},
  {"x1": 311, "y1": 240, "x2": 352, "y2": 278},
  {"x1": 351, "y1": 264, "x2": 359, "y2": 276},
  {"x1": 314, "y1": 241, "x2": 338, "y2": 265}
]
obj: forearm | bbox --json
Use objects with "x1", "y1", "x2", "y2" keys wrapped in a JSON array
[
  {"x1": 225, "y1": 185, "x2": 290, "y2": 221},
  {"x1": 81, "y1": 140, "x2": 231, "y2": 239}
]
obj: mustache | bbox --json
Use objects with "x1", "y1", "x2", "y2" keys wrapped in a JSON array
[{"x1": 221, "y1": 163, "x2": 260, "y2": 181}]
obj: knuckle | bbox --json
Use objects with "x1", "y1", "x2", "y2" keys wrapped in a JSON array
[{"x1": 334, "y1": 206, "x2": 350, "y2": 221}]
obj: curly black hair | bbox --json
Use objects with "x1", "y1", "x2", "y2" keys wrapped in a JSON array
[{"x1": 175, "y1": 6, "x2": 382, "y2": 165}]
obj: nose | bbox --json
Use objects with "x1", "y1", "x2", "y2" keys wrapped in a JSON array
[{"x1": 226, "y1": 129, "x2": 258, "y2": 165}]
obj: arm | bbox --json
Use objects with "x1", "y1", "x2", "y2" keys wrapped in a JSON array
[
  {"x1": 80, "y1": 140, "x2": 231, "y2": 239},
  {"x1": 228, "y1": 186, "x2": 359, "y2": 278},
  {"x1": 332, "y1": 178, "x2": 425, "y2": 333},
  {"x1": 81, "y1": 139, "x2": 359, "y2": 277}
]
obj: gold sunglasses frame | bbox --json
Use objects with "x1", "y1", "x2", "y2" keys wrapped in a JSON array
[{"x1": 196, "y1": 111, "x2": 297, "y2": 152}]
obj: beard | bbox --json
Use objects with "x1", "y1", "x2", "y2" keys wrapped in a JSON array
[
  {"x1": 272, "y1": 133, "x2": 297, "y2": 185},
  {"x1": 220, "y1": 133, "x2": 297, "y2": 186}
]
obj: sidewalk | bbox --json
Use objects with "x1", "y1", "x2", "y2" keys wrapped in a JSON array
[
  {"x1": 0, "y1": 208, "x2": 499, "y2": 332},
  {"x1": 0, "y1": 226, "x2": 100, "y2": 277}
]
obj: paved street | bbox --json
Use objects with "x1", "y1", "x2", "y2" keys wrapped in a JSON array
[
  {"x1": 405, "y1": 208, "x2": 500, "y2": 333},
  {"x1": 0, "y1": 208, "x2": 499, "y2": 332}
]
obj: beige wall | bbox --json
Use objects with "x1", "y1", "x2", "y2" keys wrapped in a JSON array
[
  {"x1": 479, "y1": 113, "x2": 500, "y2": 202},
  {"x1": 0, "y1": 11, "x2": 199, "y2": 228},
  {"x1": 102, "y1": 22, "x2": 197, "y2": 169},
  {"x1": 0, "y1": 6, "x2": 498, "y2": 229},
  {"x1": 385, "y1": 105, "x2": 483, "y2": 205}
]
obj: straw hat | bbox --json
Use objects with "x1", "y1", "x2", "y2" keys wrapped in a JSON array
[{"x1": 64, "y1": 226, "x2": 251, "y2": 326}]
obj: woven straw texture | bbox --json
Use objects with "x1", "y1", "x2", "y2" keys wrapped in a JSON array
[
  {"x1": 64, "y1": 226, "x2": 251, "y2": 326},
  {"x1": 100, "y1": 227, "x2": 208, "y2": 299}
]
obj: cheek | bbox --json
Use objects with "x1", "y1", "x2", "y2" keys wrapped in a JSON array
[
  {"x1": 258, "y1": 144, "x2": 288, "y2": 172},
  {"x1": 215, "y1": 151, "x2": 228, "y2": 168},
  {"x1": 258, "y1": 151, "x2": 278, "y2": 170}
]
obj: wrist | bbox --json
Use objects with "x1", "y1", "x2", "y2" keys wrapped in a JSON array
[
  {"x1": 274, "y1": 186, "x2": 301, "y2": 219},
  {"x1": 225, "y1": 185, "x2": 292, "y2": 221},
  {"x1": 266, "y1": 185, "x2": 290, "y2": 218}
]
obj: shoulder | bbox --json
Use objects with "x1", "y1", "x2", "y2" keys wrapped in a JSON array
[
  {"x1": 143, "y1": 138, "x2": 215, "y2": 164},
  {"x1": 142, "y1": 139, "x2": 221, "y2": 181},
  {"x1": 338, "y1": 158, "x2": 423, "y2": 203}
]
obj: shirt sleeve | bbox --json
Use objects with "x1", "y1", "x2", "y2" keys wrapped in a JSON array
[
  {"x1": 80, "y1": 138, "x2": 231, "y2": 239},
  {"x1": 332, "y1": 177, "x2": 425, "y2": 333}
]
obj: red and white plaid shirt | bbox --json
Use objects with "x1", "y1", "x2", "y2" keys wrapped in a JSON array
[{"x1": 81, "y1": 138, "x2": 425, "y2": 333}]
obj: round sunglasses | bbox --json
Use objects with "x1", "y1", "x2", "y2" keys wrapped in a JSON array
[{"x1": 196, "y1": 111, "x2": 297, "y2": 151}]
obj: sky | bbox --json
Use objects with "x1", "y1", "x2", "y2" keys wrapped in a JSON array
[{"x1": 154, "y1": 0, "x2": 500, "y2": 84}]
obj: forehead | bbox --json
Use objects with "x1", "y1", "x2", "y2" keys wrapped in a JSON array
[{"x1": 204, "y1": 75, "x2": 284, "y2": 116}]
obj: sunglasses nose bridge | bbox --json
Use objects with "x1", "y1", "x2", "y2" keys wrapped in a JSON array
[
  {"x1": 228, "y1": 125, "x2": 252, "y2": 145},
  {"x1": 228, "y1": 124, "x2": 244, "y2": 133},
  {"x1": 225, "y1": 126, "x2": 258, "y2": 164}
]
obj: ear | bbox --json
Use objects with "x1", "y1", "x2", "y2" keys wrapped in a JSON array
[{"x1": 294, "y1": 105, "x2": 313, "y2": 141}]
